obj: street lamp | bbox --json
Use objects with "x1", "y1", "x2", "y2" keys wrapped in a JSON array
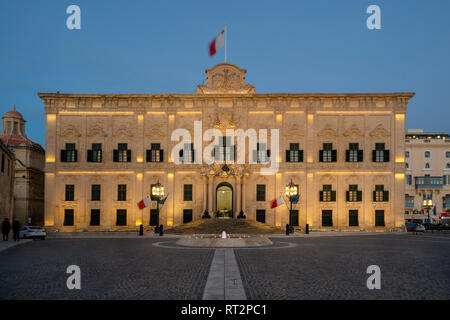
[
  {"x1": 285, "y1": 180, "x2": 298, "y2": 226},
  {"x1": 422, "y1": 197, "x2": 434, "y2": 226},
  {"x1": 152, "y1": 181, "x2": 164, "y2": 228}
]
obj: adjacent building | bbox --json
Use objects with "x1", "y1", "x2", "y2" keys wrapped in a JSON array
[
  {"x1": 404, "y1": 129, "x2": 450, "y2": 224},
  {"x1": 40, "y1": 63, "x2": 414, "y2": 231},
  {"x1": 0, "y1": 106, "x2": 45, "y2": 226},
  {"x1": 0, "y1": 140, "x2": 15, "y2": 223}
]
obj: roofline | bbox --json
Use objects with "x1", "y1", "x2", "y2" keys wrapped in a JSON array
[{"x1": 38, "y1": 92, "x2": 416, "y2": 99}]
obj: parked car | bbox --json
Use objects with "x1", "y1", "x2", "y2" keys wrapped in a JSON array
[
  {"x1": 19, "y1": 226, "x2": 46, "y2": 240},
  {"x1": 415, "y1": 224, "x2": 426, "y2": 232}
]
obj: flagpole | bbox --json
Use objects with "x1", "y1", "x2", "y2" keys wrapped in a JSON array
[{"x1": 224, "y1": 24, "x2": 227, "y2": 63}]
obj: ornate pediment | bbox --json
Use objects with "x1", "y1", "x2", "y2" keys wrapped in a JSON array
[
  {"x1": 283, "y1": 123, "x2": 304, "y2": 138},
  {"x1": 87, "y1": 120, "x2": 108, "y2": 138},
  {"x1": 369, "y1": 124, "x2": 390, "y2": 138},
  {"x1": 343, "y1": 124, "x2": 364, "y2": 138},
  {"x1": 209, "y1": 111, "x2": 240, "y2": 128},
  {"x1": 113, "y1": 123, "x2": 134, "y2": 138},
  {"x1": 60, "y1": 124, "x2": 81, "y2": 138},
  {"x1": 317, "y1": 124, "x2": 338, "y2": 138},
  {"x1": 145, "y1": 128, "x2": 166, "y2": 139},
  {"x1": 196, "y1": 63, "x2": 255, "y2": 94}
]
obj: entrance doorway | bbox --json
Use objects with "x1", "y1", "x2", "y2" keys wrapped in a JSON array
[{"x1": 216, "y1": 182, "x2": 233, "y2": 218}]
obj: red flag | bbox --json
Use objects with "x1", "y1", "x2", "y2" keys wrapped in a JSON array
[
  {"x1": 137, "y1": 196, "x2": 151, "y2": 210},
  {"x1": 270, "y1": 196, "x2": 285, "y2": 209},
  {"x1": 209, "y1": 28, "x2": 226, "y2": 56}
]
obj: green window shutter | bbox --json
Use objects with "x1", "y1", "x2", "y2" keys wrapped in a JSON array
[
  {"x1": 384, "y1": 150, "x2": 390, "y2": 162},
  {"x1": 373, "y1": 191, "x2": 377, "y2": 202},
  {"x1": 87, "y1": 150, "x2": 93, "y2": 162},
  {"x1": 345, "y1": 150, "x2": 350, "y2": 162},
  {"x1": 286, "y1": 150, "x2": 290, "y2": 163},
  {"x1": 159, "y1": 150, "x2": 164, "y2": 162},
  {"x1": 61, "y1": 150, "x2": 66, "y2": 162},
  {"x1": 299, "y1": 150, "x2": 304, "y2": 162},
  {"x1": 346, "y1": 191, "x2": 350, "y2": 202},
  {"x1": 358, "y1": 150, "x2": 363, "y2": 162},
  {"x1": 146, "y1": 150, "x2": 151, "y2": 162},
  {"x1": 319, "y1": 150, "x2": 324, "y2": 162},
  {"x1": 332, "y1": 150, "x2": 337, "y2": 162},
  {"x1": 357, "y1": 191, "x2": 362, "y2": 202},
  {"x1": 74, "y1": 150, "x2": 78, "y2": 162},
  {"x1": 127, "y1": 150, "x2": 131, "y2": 162},
  {"x1": 384, "y1": 191, "x2": 389, "y2": 202},
  {"x1": 319, "y1": 191, "x2": 323, "y2": 202},
  {"x1": 113, "y1": 150, "x2": 119, "y2": 162},
  {"x1": 372, "y1": 150, "x2": 376, "y2": 162},
  {"x1": 331, "y1": 191, "x2": 336, "y2": 202}
]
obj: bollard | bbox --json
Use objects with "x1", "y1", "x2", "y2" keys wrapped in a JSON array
[
  {"x1": 139, "y1": 224, "x2": 144, "y2": 236},
  {"x1": 289, "y1": 225, "x2": 294, "y2": 234},
  {"x1": 159, "y1": 224, "x2": 164, "y2": 236},
  {"x1": 285, "y1": 224, "x2": 290, "y2": 236},
  {"x1": 305, "y1": 224, "x2": 309, "y2": 234}
]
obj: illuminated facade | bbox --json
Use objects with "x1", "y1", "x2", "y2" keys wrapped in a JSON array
[
  {"x1": 40, "y1": 63, "x2": 414, "y2": 231},
  {"x1": 404, "y1": 129, "x2": 450, "y2": 223}
]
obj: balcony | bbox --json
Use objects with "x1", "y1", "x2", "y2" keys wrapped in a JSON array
[
  {"x1": 405, "y1": 197, "x2": 414, "y2": 209},
  {"x1": 415, "y1": 176, "x2": 443, "y2": 189}
]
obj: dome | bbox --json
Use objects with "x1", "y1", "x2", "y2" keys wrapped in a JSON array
[{"x1": 3, "y1": 105, "x2": 25, "y2": 121}]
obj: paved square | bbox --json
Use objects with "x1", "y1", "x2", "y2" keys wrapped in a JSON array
[{"x1": 0, "y1": 233, "x2": 448, "y2": 300}]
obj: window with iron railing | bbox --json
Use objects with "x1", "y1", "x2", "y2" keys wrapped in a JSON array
[
  {"x1": 320, "y1": 143, "x2": 337, "y2": 162},
  {"x1": 286, "y1": 143, "x2": 304, "y2": 163},
  {"x1": 61, "y1": 143, "x2": 77, "y2": 162}
]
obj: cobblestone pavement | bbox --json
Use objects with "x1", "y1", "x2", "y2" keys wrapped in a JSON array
[
  {"x1": 0, "y1": 234, "x2": 449, "y2": 300},
  {"x1": 235, "y1": 233, "x2": 450, "y2": 300},
  {"x1": 0, "y1": 238, "x2": 214, "y2": 300}
]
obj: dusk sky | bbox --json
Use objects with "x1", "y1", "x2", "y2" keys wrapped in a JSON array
[{"x1": 1, "y1": 0, "x2": 449, "y2": 146}]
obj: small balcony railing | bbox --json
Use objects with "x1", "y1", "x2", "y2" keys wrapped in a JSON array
[{"x1": 415, "y1": 176, "x2": 443, "y2": 189}]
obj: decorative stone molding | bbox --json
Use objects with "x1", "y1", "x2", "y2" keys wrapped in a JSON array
[
  {"x1": 209, "y1": 111, "x2": 240, "y2": 129},
  {"x1": 87, "y1": 120, "x2": 108, "y2": 138},
  {"x1": 196, "y1": 63, "x2": 255, "y2": 94},
  {"x1": 60, "y1": 124, "x2": 81, "y2": 138},
  {"x1": 283, "y1": 123, "x2": 305, "y2": 138},
  {"x1": 343, "y1": 124, "x2": 364, "y2": 138},
  {"x1": 369, "y1": 124, "x2": 391, "y2": 138},
  {"x1": 317, "y1": 124, "x2": 338, "y2": 138}
]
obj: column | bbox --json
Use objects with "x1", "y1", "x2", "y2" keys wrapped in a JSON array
[
  {"x1": 235, "y1": 176, "x2": 241, "y2": 215},
  {"x1": 203, "y1": 176, "x2": 208, "y2": 213},
  {"x1": 208, "y1": 175, "x2": 214, "y2": 213},
  {"x1": 241, "y1": 176, "x2": 246, "y2": 215}
]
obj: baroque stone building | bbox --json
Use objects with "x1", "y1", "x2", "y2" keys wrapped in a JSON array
[
  {"x1": 0, "y1": 139, "x2": 15, "y2": 223},
  {"x1": 404, "y1": 129, "x2": 450, "y2": 224},
  {"x1": 40, "y1": 63, "x2": 414, "y2": 231},
  {"x1": 0, "y1": 106, "x2": 45, "y2": 225}
]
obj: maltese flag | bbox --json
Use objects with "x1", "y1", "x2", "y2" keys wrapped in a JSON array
[
  {"x1": 209, "y1": 27, "x2": 226, "y2": 56},
  {"x1": 137, "y1": 196, "x2": 151, "y2": 210},
  {"x1": 270, "y1": 196, "x2": 285, "y2": 209}
]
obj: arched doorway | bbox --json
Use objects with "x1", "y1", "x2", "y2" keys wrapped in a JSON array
[{"x1": 216, "y1": 182, "x2": 233, "y2": 218}]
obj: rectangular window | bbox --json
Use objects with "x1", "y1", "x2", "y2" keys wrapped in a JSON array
[
  {"x1": 346, "y1": 143, "x2": 363, "y2": 162},
  {"x1": 61, "y1": 143, "x2": 77, "y2": 162},
  {"x1": 320, "y1": 143, "x2": 337, "y2": 162},
  {"x1": 374, "y1": 185, "x2": 389, "y2": 202},
  {"x1": 256, "y1": 210, "x2": 266, "y2": 224},
  {"x1": 184, "y1": 184, "x2": 193, "y2": 201},
  {"x1": 147, "y1": 143, "x2": 164, "y2": 162},
  {"x1": 375, "y1": 210, "x2": 385, "y2": 227},
  {"x1": 118, "y1": 184, "x2": 127, "y2": 201},
  {"x1": 150, "y1": 209, "x2": 159, "y2": 226},
  {"x1": 90, "y1": 209, "x2": 100, "y2": 226},
  {"x1": 320, "y1": 185, "x2": 336, "y2": 202},
  {"x1": 183, "y1": 209, "x2": 193, "y2": 224},
  {"x1": 373, "y1": 143, "x2": 389, "y2": 162},
  {"x1": 290, "y1": 210, "x2": 299, "y2": 227},
  {"x1": 65, "y1": 184, "x2": 74, "y2": 201},
  {"x1": 286, "y1": 143, "x2": 304, "y2": 163},
  {"x1": 256, "y1": 184, "x2": 266, "y2": 202},
  {"x1": 349, "y1": 210, "x2": 359, "y2": 227},
  {"x1": 347, "y1": 185, "x2": 362, "y2": 202},
  {"x1": 63, "y1": 209, "x2": 74, "y2": 226},
  {"x1": 322, "y1": 210, "x2": 333, "y2": 227},
  {"x1": 180, "y1": 143, "x2": 195, "y2": 163},
  {"x1": 114, "y1": 144, "x2": 131, "y2": 162},
  {"x1": 91, "y1": 184, "x2": 101, "y2": 201},
  {"x1": 215, "y1": 136, "x2": 235, "y2": 161},
  {"x1": 253, "y1": 143, "x2": 270, "y2": 163},
  {"x1": 116, "y1": 209, "x2": 127, "y2": 226},
  {"x1": 87, "y1": 143, "x2": 102, "y2": 163}
]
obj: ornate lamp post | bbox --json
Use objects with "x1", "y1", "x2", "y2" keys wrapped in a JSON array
[
  {"x1": 152, "y1": 181, "x2": 164, "y2": 228},
  {"x1": 285, "y1": 180, "x2": 298, "y2": 226},
  {"x1": 422, "y1": 197, "x2": 434, "y2": 227}
]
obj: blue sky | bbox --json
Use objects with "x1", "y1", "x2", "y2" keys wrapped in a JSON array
[{"x1": 1, "y1": 0, "x2": 449, "y2": 146}]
